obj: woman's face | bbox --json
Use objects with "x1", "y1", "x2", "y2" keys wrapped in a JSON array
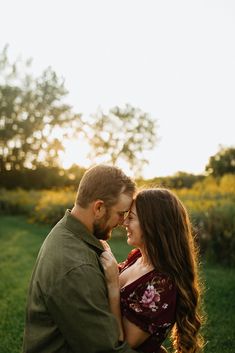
[{"x1": 123, "y1": 203, "x2": 143, "y2": 248}]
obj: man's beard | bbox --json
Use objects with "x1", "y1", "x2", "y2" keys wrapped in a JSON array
[
  {"x1": 93, "y1": 208, "x2": 113, "y2": 240},
  {"x1": 93, "y1": 222, "x2": 112, "y2": 240}
]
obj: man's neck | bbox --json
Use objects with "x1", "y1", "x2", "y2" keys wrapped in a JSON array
[{"x1": 71, "y1": 205, "x2": 93, "y2": 233}]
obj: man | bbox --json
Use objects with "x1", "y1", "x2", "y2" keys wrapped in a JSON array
[{"x1": 23, "y1": 164, "x2": 138, "y2": 353}]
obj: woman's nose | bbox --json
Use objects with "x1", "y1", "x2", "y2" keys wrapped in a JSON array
[{"x1": 123, "y1": 218, "x2": 128, "y2": 227}]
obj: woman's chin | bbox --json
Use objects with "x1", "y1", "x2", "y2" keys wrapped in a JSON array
[{"x1": 127, "y1": 237, "x2": 133, "y2": 246}]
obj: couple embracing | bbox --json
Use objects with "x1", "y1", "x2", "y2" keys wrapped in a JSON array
[{"x1": 23, "y1": 165, "x2": 204, "y2": 353}]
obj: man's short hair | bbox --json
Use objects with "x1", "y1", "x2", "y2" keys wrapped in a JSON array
[{"x1": 75, "y1": 164, "x2": 136, "y2": 208}]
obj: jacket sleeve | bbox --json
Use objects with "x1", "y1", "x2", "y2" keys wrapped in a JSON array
[{"x1": 46, "y1": 263, "x2": 138, "y2": 353}]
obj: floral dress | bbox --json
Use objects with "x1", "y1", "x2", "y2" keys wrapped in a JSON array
[{"x1": 119, "y1": 249, "x2": 177, "y2": 353}]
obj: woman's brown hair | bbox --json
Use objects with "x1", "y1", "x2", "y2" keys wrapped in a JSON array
[{"x1": 135, "y1": 188, "x2": 204, "y2": 353}]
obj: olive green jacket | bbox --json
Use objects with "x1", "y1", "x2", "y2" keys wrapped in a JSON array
[{"x1": 23, "y1": 210, "x2": 137, "y2": 353}]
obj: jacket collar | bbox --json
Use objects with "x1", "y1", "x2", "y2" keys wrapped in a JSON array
[{"x1": 62, "y1": 209, "x2": 104, "y2": 255}]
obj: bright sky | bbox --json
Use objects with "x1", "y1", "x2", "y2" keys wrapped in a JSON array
[{"x1": 1, "y1": 0, "x2": 235, "y2": 178}]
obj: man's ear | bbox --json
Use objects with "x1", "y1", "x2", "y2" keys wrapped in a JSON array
[{"x1": 93, "y1": 200, "x2": 106, "y2": 219}]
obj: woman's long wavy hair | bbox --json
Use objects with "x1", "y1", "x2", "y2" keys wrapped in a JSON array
[{"x1": 135, "y1": 188, "x2": 205, "y2": 353}]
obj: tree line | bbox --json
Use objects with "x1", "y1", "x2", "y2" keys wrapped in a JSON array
[
  {"x1": 0, "y1": 45, "x2": 234, "y2": 189},
  {"x1": 0, "y1": 45, "x2": 156, "y2": 176}
]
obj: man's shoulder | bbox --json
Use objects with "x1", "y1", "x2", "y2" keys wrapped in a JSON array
[
  {"x1": 35, "y1": 220, "x2": 102, "y2": 290},
  {"x1": 47, "y1": 221, "x2": 99, "y2": 262}
]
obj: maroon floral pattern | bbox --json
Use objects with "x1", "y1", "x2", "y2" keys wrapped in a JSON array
[{"x1": 119, "y1": 249, "x2": 177, "y2": 353}]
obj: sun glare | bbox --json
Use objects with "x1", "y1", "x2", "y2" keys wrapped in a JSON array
[
  {"x1": 59, "y1": 138, "x2": 92, "y2": 169},
  {"x1": 59, "y1": 137, "x2": 136, "y2": 177}
]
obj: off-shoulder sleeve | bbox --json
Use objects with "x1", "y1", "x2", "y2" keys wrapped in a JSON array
[
  {"x1": 118, "y1": 249, "x2": 139, "y2": 272},
  {"x1": 121, "y1": 273, "x2": 177, "y2": 334}
]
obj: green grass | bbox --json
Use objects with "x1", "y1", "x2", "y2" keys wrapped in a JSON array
[
  {"x1": 0, "y1": 216, "x2": 49, "y2": 353},
  {"x1": 202, "y1": 265, "x2": 235, "y2": 352},
  {"x1": 0, "y1": 216, "x2": 234, "y2": 353}
]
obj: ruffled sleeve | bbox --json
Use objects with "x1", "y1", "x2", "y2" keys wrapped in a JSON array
[
  {"x1": 121, "y1": 273, "x2": 176, "y2": 335},
  {"x1": 118, "y1": 249, "x2": 139, "y2": 272}
]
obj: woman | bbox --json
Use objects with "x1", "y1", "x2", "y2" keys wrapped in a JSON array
[{"x1": 101, "y1": 188, "x2": 204, "y2": 353}]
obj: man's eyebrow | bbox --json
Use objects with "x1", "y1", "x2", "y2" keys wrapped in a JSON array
[{"x1": 117, "y1": 210, "x2": 128, "y2": 215}]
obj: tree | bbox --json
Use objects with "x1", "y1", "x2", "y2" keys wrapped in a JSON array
[
  {"x1": 205, "y1": 145, "x2": 235, "y2": 177},
  {"x1": 84, "y1": 104, "x2": 158, "y2": 176},
  {"x1": 0, "y1": 45, "x2": 82, "y2": 172},
  {"x1": 0, "y1": 45, "x2": 159, "y2": 184},
  {"x1": 140, "y1": 171, "x2": 205, "y2": 189}
]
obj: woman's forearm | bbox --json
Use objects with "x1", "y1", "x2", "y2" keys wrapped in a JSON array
[
  {"x1": 107, "y1": 282, "x2": 124, "y2": 342},
  {"x1": 100, "y1": 250, "x2": 124, "y2": 341}
]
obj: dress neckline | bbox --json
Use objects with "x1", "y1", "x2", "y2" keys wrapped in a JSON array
[
  {"x1": 120, "y1": 249, "x2": 155, "y2": 290},
  {"x1": 120, "y1": 268, "x2": 156, "y2": 291}
]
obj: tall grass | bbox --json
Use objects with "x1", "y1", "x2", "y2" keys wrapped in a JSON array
[
  {"x1": 0, "y1": 216, "x2": 234, "y2": 353},
  {"x1": 1, "y1": 174, "x2": 235, "y2": 266}
]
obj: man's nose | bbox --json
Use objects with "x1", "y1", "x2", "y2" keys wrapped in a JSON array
[{"x1": 118, "y1": 216, "x2": 125, "y2": 225}]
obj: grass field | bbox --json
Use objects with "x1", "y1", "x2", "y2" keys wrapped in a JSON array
[{"x1": 0, "y1": 215, "x2": 234, "y2": 353}]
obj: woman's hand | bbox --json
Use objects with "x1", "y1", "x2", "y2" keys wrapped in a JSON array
[
  {"x1": 100, "y1": 240, "x2": 112, "y2": 252},
  {"x1": 100, "y1": 250, "x2": 119, "y2": 287}
]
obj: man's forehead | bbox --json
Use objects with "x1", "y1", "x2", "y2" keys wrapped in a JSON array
[{"x1": 116, "y1": 193, "x2": 133, "y2": 208}]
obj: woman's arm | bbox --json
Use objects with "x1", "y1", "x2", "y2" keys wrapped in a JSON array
[
  {"x1": 122, "y1": 317, "x2": 150, "y2": 348},
  {"x1": 100, "y1": 251, "x2": 150, "y2": 348},
  {"x1": 100, "y1": 251, "x2": 124, "y2": 341}
]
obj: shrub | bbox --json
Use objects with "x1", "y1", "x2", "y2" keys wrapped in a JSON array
[
  {"x1": 201, "y1": 204, "x2": 235, "y2": 266},
  {"x1": 0, "y1": 174, "x2": 235, "y2": 266},
  {"x1": 30, "y1": 189, "x2": 75, "y2": 225},
  {"x1": 0, "y1": 188, "x2": 39, "y2": 215}
]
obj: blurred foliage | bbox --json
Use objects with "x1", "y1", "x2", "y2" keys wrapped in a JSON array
[
  {"x1": 31, "y1": 189, "x2": 75, "y2": 225},
  {"x1": 0, "y1": 165, "x2": 86, "y2": 189},
  {"x1": 0, "y1": 45, "x2": 82, "y2": 172},
  {"x1": 174, "y1": 174, "x2": 235, "y2": 266},
  {"x1": 0, "y1": 188, "x2": 40, "y2": 215},
  {"x1": 0, "y1": 45, "x2": 159, "y2": 178},
  {"x1": 85, "y1": 104, "x2": 158, "y2": 176},
  {"x1": 137, "y1": 171, "x2": 205, "y2": 189},
  {"x1": 205, "y1": 145, "x2": 235, "y2": 177},
  {"x1": 0, "y1": 174, "x2": 235, "y2": 266},
  {"x1": 0, "y1": 187, "x2": 75, "y2": 226}
]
